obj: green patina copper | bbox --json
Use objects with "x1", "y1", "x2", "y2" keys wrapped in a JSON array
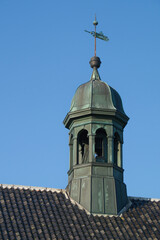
[
  {"x1": 70, "y1": 67, "x2": 126, "y2": 115},
  {"x1": 64, "y1": 17, "x2": 129, "y2": 215},
  {"x1": 84, "y1": 30, "x2": 109, "y2": 42},
  {"x1": 64, "y1": 55, "x2": 129, "y2": 214}
]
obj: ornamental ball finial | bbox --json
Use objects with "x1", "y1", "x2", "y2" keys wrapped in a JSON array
[
  {"x1": 89, "y1": 56, "x2": 101, "y2": 69},
  {"x1": 93, "y1": 20, "x2": 98, "y2": 26}
]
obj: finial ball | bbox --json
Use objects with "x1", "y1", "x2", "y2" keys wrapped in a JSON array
[
  {"x1": 90, "y1": 56, "x2": 101, "y2": 69},
  {"x1": 93, "y1": 20, "x2": 98, "y2": 26}
]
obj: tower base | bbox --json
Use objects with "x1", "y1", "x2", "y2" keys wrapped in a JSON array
[{"x1": 68, "y1": 163, "x2": 128, "y2": 215}]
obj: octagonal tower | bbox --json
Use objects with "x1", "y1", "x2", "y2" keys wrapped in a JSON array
[{"x1": 64, "y1": 56, "x2": 129, "y2": 215}]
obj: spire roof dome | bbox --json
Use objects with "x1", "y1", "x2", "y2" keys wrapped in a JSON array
[{"x1": 70, "y1": 56, "x2": 126, "y2": 116}]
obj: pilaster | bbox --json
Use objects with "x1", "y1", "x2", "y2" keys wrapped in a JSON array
[
  {"x1": 69, "y1": 143, "x2": 73, "y2": 169},
  {"x1": 73, "y1": 137, "x2": 77, "y2": 166},
  {"x1": 88, "y1": 133, "x2": 95, "y2": 162},
  {"x1": 108, "y1": 135, "x2": 114, "y2": 163}
]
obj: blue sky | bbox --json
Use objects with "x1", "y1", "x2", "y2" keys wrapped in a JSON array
[{"x1": 0, "y1": 0, "x2": 160, "y2": 198}]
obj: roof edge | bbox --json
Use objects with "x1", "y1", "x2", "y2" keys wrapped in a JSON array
[
  {"x1": 129, "y1": 196, "x2": 160, "y2": 202},
  {"x1": 1, "y1": 184, "x2": 159, "y2": 203},
  {"x1": 0, "y1": 184, "x2": 65, "y2": 194}
]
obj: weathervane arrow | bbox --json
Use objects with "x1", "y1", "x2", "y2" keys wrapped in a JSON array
[{"x1": 85, "y1": 15, "x2": 109, "y2": 56}]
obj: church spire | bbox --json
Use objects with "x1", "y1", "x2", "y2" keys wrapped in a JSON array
[{"x1": 64, "y1": 18, "x2": 129, "y2": 215}]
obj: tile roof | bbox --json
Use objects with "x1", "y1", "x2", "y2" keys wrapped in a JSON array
[{"x1": 0, "y1": 184, "x2": 160, "y2": 240}]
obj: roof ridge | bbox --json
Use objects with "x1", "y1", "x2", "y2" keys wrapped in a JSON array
[
  {"x1": 1, "y1": 185, "x2": 159, "y2": 202},
  {"x1": 129, "y1": 196, "x2": 160, "y2": 202},
  {"x1": 0, "y1": 184, "x2": 65, "y2": 193}
]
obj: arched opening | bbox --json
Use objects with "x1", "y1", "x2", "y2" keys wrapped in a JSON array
[
  {"x1": 95, "y1": 128, "x2": 107, "y2": 163},
  {"x1": 77, "y1": 130, "x2": 89, "y2": 164},
  {"x1": 114, "y1": 133, "x2": 121, "y2": 167}
]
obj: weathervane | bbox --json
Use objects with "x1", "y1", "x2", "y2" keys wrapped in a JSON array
[{"x1": 85, "y1": 15, "x2": 109, "y2": 56}]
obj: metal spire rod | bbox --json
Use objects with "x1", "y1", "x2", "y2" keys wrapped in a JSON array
[
  {"x1": 93, "y1": 15, "x2": 98, "y2": 56},
  {"x1": 84, "y1": 15, "x2": 109, "y2": 56}
]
